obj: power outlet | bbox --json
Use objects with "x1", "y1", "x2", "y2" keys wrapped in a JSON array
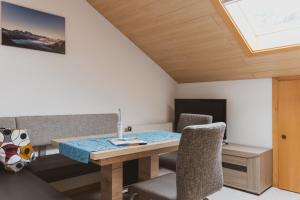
[{"x1": 125, "y1": 126, "x2": 132, "y2": 132}]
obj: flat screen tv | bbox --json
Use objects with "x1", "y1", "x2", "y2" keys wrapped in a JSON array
[{"x1": 175, "y1": 99, "x2": 227, "y2": 140}]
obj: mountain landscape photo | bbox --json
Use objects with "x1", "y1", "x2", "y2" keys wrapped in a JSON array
[
  {"x1": 1, "y1": 2, "x2": 65, "y2": 54},
  {"x1": 2, "y1": 28, "x2": 65, "y2": 54}
]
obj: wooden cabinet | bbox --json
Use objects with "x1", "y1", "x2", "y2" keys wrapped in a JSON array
[{"x1": 222, "y1": 144, "x2": 272, "y2": 195}]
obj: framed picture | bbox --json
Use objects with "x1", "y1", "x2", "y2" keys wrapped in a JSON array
[{"x1": 1, "y1": 1, "x2": 65, "y2": 54}]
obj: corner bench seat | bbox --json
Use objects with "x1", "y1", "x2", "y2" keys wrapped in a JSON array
[
  {"x1": 28, "y1": 154, "x2": 100, "y2": 183},
  {"x1": 129, "y1": 173, "x2": 177, "y2": 200},
  {"x1": 0, "y1": 169, "x2": 70, "y2": 200},
  {"x1": 159, "y1": 152, "x2": 177, "y2": 171},
  {"x1": 28, "y1": 154, "x2": 139, "y2": 185},
  {"x1": 0, "y1": 155, "x2": 138, "y2": 200},
  {"x1": 0, "y1": 113, "x2": 139, "y2": 198}
]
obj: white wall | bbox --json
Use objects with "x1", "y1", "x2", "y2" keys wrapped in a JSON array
[
  {"x1": 0, "y1": 0, "x2": 273, "y2": 148},
  {"x1": 0, "y1": 0, "x2": 177, "y2": 126},
  {"x1": 177, "y1": 79, "x2": 272, "y2": 148}
]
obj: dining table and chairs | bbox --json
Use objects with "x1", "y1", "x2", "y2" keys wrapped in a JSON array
[
  {"x1": 52, "y1": 131, "x2": 181, "y2": 200},
  {"x1": 52, "y1": 121, "x2": 226, "y2": 200}
]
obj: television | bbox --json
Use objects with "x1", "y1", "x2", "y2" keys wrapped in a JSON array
[{"x1": 175, "y1": 99, "x2": 227, "y2": 140}]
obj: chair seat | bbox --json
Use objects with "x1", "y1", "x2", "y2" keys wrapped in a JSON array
[
  {"x1": 27, "y1": 154, "x2": 100, "y2": 182},
  {"x1": 129, "y1": 173, "x2": 177, "y2": 200},
  {"x1": 0, "y1": 169, "x2": 70, "y2": 200},
  {"x1": 159, "y1": 152, "x2": 178, "y2": 171}
]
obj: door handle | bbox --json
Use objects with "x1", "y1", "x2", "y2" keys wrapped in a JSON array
[{"x1": 281, "y1": 134, "x2": 287, "y2": 140}]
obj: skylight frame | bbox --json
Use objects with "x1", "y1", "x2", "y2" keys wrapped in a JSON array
[{"x1": 211, "y1": 0, "x2": 300, "y2": 55}]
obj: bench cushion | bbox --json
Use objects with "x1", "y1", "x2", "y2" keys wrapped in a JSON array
[
  {"x1": 159, "y1": 152, "x2": 177, "y2": 171},
  {"x1": 28, "y1": 154, "x2": 139, "y2": 185},
  {"x1": 0, "y1": 168, "x2": 70, "y2": 200},
  {"x1": 0, "y1": 117, "x2": 16, "y2": 129},
  {"x1": 129, "y1": 173, "x2": 177, "y2": 200},
  {"x1": 124, "y1": 159, "x2": 138, "y2": 186},
  {"x1": 15, "y1": 114, "x2": 118, "y2": 146},
  {"x1": 28, "y1": 154, "x2": 100, "y2": 182}
]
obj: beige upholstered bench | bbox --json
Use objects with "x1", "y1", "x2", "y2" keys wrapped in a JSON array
[{"x1": 0, "y1": 114, "x2": 139, "y2": 200}]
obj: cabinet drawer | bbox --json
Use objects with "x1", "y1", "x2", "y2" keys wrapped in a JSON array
[
  {"x1": 223, "y1": 155, "x2": 247, "y2": 166},
  {"x1": 223, "y1": 168, "x2": 248, "y2": 189}
]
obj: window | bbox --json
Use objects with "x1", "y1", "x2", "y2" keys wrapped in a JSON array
[{"x1": 217, "y1": 0, "x2": 300, "y2": 54}]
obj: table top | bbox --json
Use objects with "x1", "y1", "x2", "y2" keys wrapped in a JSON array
[{"x1": 52, "y1": 131, "x2": 180, "y2": 165}]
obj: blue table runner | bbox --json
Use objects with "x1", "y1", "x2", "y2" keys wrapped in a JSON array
[{"x1": 59, "y1": 131, "x2": 181, "y2": 163}]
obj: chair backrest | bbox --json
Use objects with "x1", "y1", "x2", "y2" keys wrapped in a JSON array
[
  {"x1": 176, "y1": 122, "x2": 226, "y2": 200},
  {"x1": 176, "y1": 113, "x2": 213, "y2": 133}
]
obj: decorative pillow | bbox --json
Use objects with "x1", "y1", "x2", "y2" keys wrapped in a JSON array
[{"x1": 0, "y1": 128, "x2": 35, "y2": 172}]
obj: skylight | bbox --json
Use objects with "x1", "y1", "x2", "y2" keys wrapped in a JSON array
[{"x1": 219, "y1": 0, "x2": 300, "y2": 53}]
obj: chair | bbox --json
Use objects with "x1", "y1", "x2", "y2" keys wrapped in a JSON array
[
  {"x1": 129, "y1": 122, "x2": 226, "y2": 200},
  {"x1": 176, "y1": 113, "x2": 213, "y2": 133},
  {"x1": 160, "y1": 113, "x2": 213, "y2": 171}
]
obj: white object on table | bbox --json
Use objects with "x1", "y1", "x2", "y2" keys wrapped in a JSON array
[
  {"x1": 117, "y1": 108, "x2": 123, "y2": 139},
  {"x1": 109, "y1": 138, "x2": 147, "y2": 146}
]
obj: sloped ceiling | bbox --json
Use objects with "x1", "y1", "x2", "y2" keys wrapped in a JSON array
[{"x1": 88, "y1": 0, "x2": 300, "y2": 83}]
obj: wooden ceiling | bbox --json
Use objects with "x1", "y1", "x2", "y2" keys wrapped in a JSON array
[{"x1": 88, "y1": 0, "x2": 300, "y2": 83}]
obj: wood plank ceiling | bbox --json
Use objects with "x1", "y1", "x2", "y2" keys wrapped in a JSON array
[{"x1": 88, "y1": 0, "x2": 300, "y2": 83}]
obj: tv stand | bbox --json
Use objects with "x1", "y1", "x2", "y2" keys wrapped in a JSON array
[{"x1": 222, "y1": 143, "x2": 272, "y2": 195}]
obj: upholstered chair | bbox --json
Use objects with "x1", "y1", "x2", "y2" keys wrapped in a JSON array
[
  {"x1": 129, "y1": 122, "x2": 226, "y2": 200},
  {"x1": 176, "y1": 113, "x2": 213, "y2": 133},
  {"x1": 160, "y1": 113, "x2": 213, "y2": 171}
]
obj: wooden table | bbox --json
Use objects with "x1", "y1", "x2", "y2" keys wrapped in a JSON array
[{"x1": 52, "y1": 134, "x2": 180, "y2": 200}]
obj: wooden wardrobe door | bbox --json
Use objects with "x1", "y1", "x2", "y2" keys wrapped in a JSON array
[{"x1": 278, "y1": 80, "x2": 300, "y2": 193}]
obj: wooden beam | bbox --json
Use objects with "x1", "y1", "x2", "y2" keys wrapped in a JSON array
[
  {"x1": 100, "y1": 163, "x2": 123, "y2": 200},
  {"x1": 138, "y1": 155, "x2": 159, "y2": 181},
  {"x1": 90, "y1": 140, "x2": 179, "y2": 161}
]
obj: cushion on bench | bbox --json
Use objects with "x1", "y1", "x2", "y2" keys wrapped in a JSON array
[
  {"x1": 0, "y1": 168, "x2": 70, "y2": 200},
  {"x1": 28, "y1": 154, "x2": 139, "y2": 185},
  {"x1": 159, "y1": 152, "x2": 177, "y2": 171},
  {"x1": 124, "y1": 159, "x2": 138, "y2": 185},
  {"x1": 15, "y1": 114, "x2": 118, "y2": 146},
  {"x1": 27, "y1": 154, "x2": 100, "y2": 182},
  {"x1": 0, "y1": 117, "x2": 16, "y2": 129},
  {"x1": 129, "y1": 173, "x2": 177, "y2": 200}
]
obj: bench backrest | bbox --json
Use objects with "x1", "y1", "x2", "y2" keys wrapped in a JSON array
[
  {"x1": 0, "y1": 114, "x2": 118, "y2": 146},
  {"x1": 0, "y1": 117, "x2": 16, "y2": 129}
]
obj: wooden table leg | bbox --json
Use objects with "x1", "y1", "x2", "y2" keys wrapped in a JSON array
[
  {"x1": 101, "y1": 162, "x2": 123, "y2": 200},
  {"x1": 138, "y1": 154, "x2": 159, "y2": 181}
]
